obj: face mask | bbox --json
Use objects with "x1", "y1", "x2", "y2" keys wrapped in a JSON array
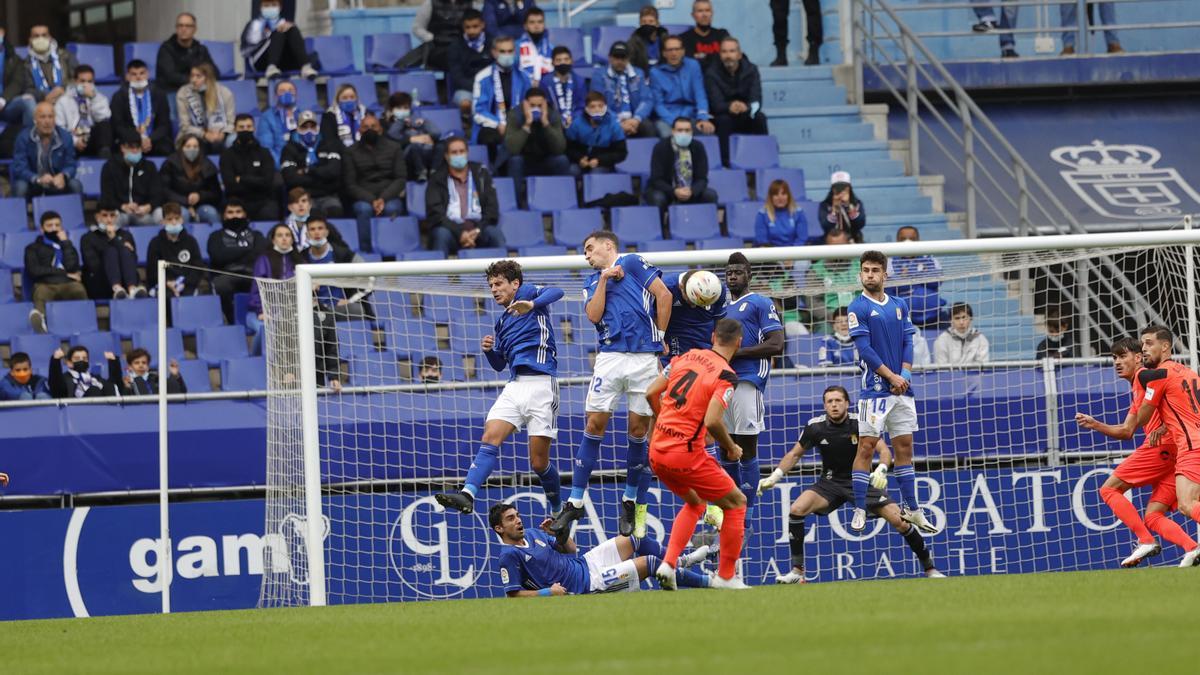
[
  {"x1": 11, "y1": 371, "x2": 30, "y2": 385},
  {"x1": 124, "y1": 151, "x2": 143, "y2": 164},
  {"x1": 588, "y1": 107, "x2": 607, "y2": 122},
  {"x1": 339, "y1": 100, "x2": 358, "y2": 114},
  {"x1": 165, "y1": 222, "x2": 184, "y2": 235},
  {"x1": 182, "y1": 147, "x2": 200, "y2": 162},
  {"x1": 392, "y1": 108, "x2": 411, "y2": 121},
  {"x1": 308, "y1": 237, "x2": 327, "y2": 248},
  {"x1": 261, "y1": 6, "x2": 281, "y2": 20},
  {"x1": 673, "y1": 132, "x2": 692, "y2": 147},
  {"x1": 72, "y1": 361, "x2": 90, "y2": 374},
  {"x1": 224, "y1": 217, "x2": 249, "y2": 231},
  {"x1": 448, "y1": 154, "x2": 468, "y2": 170},
  {"x1": 30, "y1": 36, "x2": 51, "y2": 54},
  {"x1": 277, "y1": 91, "x2": 296, "y2": 107},
  {"x1": 293, "y1": 212, "x2": 309, "y2": 223},
  {"x1": 554, "y1": 63, "x2": 572, "y2": 76},
  {"x1": 78, "y1": 82, "x2": 94, "y2": 97},
  {"x1": 636, "y1": 25, "x2": 657, "y2": 39},
  {"x1": 361, "y1": 129, "x2": 380, "y2": 145},
  {"x1": 236, "y1": 130, "x2": 255, "y2": 145},
  {"x1": 130, "y1": 79, "x2": 149, "y2": 91},
  {"x1": 273, "y1": 244, "x2": 293, "y2": 254},
  {"x1": 530, "y1": 108, "x2": 542, "y2": 123},
  {"x1": 298, "y1": 130, "x2": 318, "y2": 146},
  {"x1": 496, "y1": 53, "x2": 516, "y2": 68}
]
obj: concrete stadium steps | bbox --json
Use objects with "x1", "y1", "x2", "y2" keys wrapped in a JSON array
[
  {"x1": 776, "y1": 123, "x2": 877, "y2": 143},
  {"x1": 761, "y1": 82, "x2": 849, "y2": 108},
  {"x1": 787, "y1": 157, "x2": 906, "y2": 181}
]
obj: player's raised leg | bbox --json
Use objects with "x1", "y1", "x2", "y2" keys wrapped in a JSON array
[
  {"x1": 891, "y1": 432, "x2": 934, "y2": 533},
  {"x1": 1096, "y1": 473, "x2": 1160, "y2": 566},
  {"x1": 877, "y1": 502, "x2": 944, "y2": 577},
  {"x1": 437, "y1": 420, "x2": 516, "y2": 513},
  {"x1": 554, "y1": 410, "x2": 609, "y2": 531}
]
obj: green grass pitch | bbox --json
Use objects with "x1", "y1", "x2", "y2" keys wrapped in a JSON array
[{"x1": 5, "y1": 569, "x2": 1197, "y2": 674}]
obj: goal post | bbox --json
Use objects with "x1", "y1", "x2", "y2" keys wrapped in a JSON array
[{"x1": 260, "y1": 229, "x2": 1200, "y2": 608}]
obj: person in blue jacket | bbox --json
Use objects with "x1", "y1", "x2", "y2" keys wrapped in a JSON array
[
  {"x1": 539, "y1": 46, "x2": 587, "y2": 129},
  {"x1": 754, "y1": 179, "x2": 808, "y2": 247},
  {"x1": 471, "y1": 35, "x2": 531, "y2": 158},
  {"x1": 590, "y1": 41, "x2": 655, "y2": 138},
  {"x1": 565, "y1": 91, "x2": 628, "y2": 175},
  {"x1": 12, "y1": 102, "x2": 81, "y2": 198},
  {"x1": 0, "y1": 352, "x2": 52, "y2": 401},
  {"x1": 648, "y1": 36, "x2": 714, "y2": 138},
  {"x1": 482, "y1": 0, "x2": 536, "y2": 40},
  {"x1": 256, "y1": 79, "x2": 300, "y2": 164}
]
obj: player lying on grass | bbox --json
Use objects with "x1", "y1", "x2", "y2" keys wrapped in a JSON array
[
  {"x1": 490, "y1": 502, "x2": 712, "y2": 596},
  {"x1": 758, "y1": 385, "x2": 945, "y2": 582},
  {"x1": 1077, "y1": 333, "x2": 1200, "y2": 567}
]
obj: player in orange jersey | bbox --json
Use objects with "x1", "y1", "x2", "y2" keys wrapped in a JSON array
[
  {"x1": 1075, "y1": 337, "x2": 1198, "y2": 567},
  {"x1": 645, "y1": 318, "x2": 749, "y2": 590}
]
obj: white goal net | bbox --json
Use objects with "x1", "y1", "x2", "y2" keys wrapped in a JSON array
[{"x1": 258, "y1": 230, "x2": 1200, "y2": 607}]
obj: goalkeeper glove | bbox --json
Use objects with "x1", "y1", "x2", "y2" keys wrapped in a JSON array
[
  {"x1": 758, "y1": 468, "x2": 784, "y2": 495},
  {"x1": 869, "y1": 464, "x2": 888, "y2": 490},
  {"x1": 900, "y1": 368, "x2": 913, "y2": 382}
]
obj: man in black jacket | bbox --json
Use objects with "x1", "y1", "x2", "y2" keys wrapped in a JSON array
[
  {"x1": 644, "y1": 116, "x2": 717, "y2": 211},
  {"x1": 705, "y1": 37, "x2": 767, "y2": 167},
  {"x1": 447, "y1": 9, "x2": 493, "y2": 115},
  {"x1": 121, "y1": 347, "x2": 187, "y2": 395},
  {"x1": 0, "y1": 25, "x2": 35, "y2": 129},
  {"x1": 102, "y1": 129, "x2": 164, "y2": 226},
  {"x1": 147, "y1": 202, "x2": 205, "y2": 297},
  {"x1": 80, "y1": 202, "x2": 146, "y2": 300},
  {"x1": 24, "y1": 210, "x2": 88, "y2": 333},
  {"x1": 503, "y1": 87, "x2": 570, "y2": 206},
  {"x1": 49, "y1": 345, "x2": 121, "y2": 399},
  {"x1": 426, "y1": 137, "x2": 504, "y2": 256},
  {"x1": 280, "y1": 110, "x2": 343, "y2": 218},
  {"x1": 109, "y1": 59, "x2": 173, "y2": 156},
  {"x1": 221, "y1": 114, "x2": 280, "y2": 221},
  {"x1": 156, "y1": 12, "x2": 215, "y2": 94},
  {"x1": 207, "y1": 199, "x2": 265, "y2": 322},
  {"x1": 678, "y1": 0, "x2": 731, "y2": 69},
  {"x1": 344, "y1": 113, "x2": 406, "y2": 253}
]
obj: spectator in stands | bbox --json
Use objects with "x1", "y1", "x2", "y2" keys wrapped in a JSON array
[
  {"x1": 240, "y1": 0, "x2": 319, "y2": 80},
  {"x1": 122, "y1": 347, "x2": 186, "y2": 395},
  {"x1": 55, "y1": 65, "x2": 112, "y2": 159},
  {"x1": 484, "y1": 0, "x2": 536, "y2": 40},
  {"x1": 470, "y1": 35, "x2": 530, "y2": 157},
  {"x1": 565, "y1": 91, "x2": 628, "y2": 175},
  {"x1": 807, "y1": 228, "x2": 856, "y2": 324},
  {"x1": 628, "y1": 5, "x2": 670, "y2": 74},
  {"x1": 592, "y1": 41, "x2": 655, "y2": 138},
  {"x1": 49, "y1": 346, "x2": 121, "y2": 399},
  {"x1": 248, "y1": 223, "x2": 304, "y2": 355},
  {"x1": 771, "y1": 0, "x2": 822, "y2": 66},
  {"x1": 504, "y1": 87, "x2": 571, "y2": 204},
  {"x1": 161, "y1": 132, "x2": 223, "y2": 224},
  {"x1": 322, "y1": 83, "x2": 368, "y2": 149},
  {"x1": 516, "y1": 7, "x2": 554, "y2": 82},
  {"x1": 146, "y1": 202, "x2": 205, "y2": 297},
  {"x1": 103, "y1": 129, "x2": 164, "y2": 226},
  {"x1": 12, "y1": 101, "x2": 81, "y2": 199},
  {"x1": 257, "y1": 80, "x2": 300, "y2": 164},
  {"x1": 345, "y1": 112, "x2": 406, "y2": 253},
  {"x1": 754, "y1": 178, "x2": 807, "y2": 247},
  {"x1": 305, "y1": 216, "x2": 374, "y2": 322},
  {"x1": 25, "y1": 211, "x2": 87, "y2": 333},
  {"x1": 220, "y1": 114, "x2": 280, "y2": 221},
  {"x1": 15, "y1": 25, "x2": 77, "y2": 107},
  {"x1": 1061, "y1": 3, "x2": 1122, "y2": 55},
  {"x1": 448, "y1": 9, "x2": 494, "y2": 116},
  {"x1": 887, "y1": 225, "x2": 945, "y2": 327},
  {"x1": 157, "y1": 12, "x2": 215, "y2": 94},
  {"x1": 819, "y1": 171, "x2": 865, "y2": 242},
  {"x1": 419, "y1": 355, "x2": 443, "y2": 384},
  {"x1": 175, "y1": 62, "x2": 235, "y2": 154},
  {"x1": 650, "y1": 36, "x2": 715, "y2": 138},
  {"x1": 81, "y1": 202, "x2": 145, "y2": 300},
  {"x1": 280, "y1": 110, "x2": 344, "y2": 218},
  {"x1": 283, "y1": 187, "x2": 316, "y2": 250},
  {"x1": 0, "y1": 25, "x2": 35, "y2": 129},
  {"x1": 934, "y1": 302, "x2": 990, "y2": 364},
  {"x1": 540, "y1": 46, "x2": 586, "y2": 129},
  {"x1": 679, "y1": 0, "x2": 731, "y2": 68},
  {"x1": 706, "y1": 37, "x2": 767, "y2": 166},
  {"x1": 410, "y1": 0, "x2": 476, "y2": 72},
  {"x1": 385, "y1": 92, "x2": 440, "y2": 182},
  {"x1": 818, "y1": 307, "x2": 857, "y2": 366},
  {"x1": 110, "y1": 59, "x2": 173, "y2": 157},
  {"x1": 0, "y1": 353, "x2": 51, "y2": 401},
  {"x1": 972, "y1": 0, "x2": 1019, "y2": 58},
  {"x1": 426, "y1": 136, "x2": 504, "y2": 256},
  {"x1": 644, "y1": 117, "x2": 718, "y2": 210},
  {"x1": 208, "y1": 199, "x2": 265, "y2": 322},
  {"x1": 1036, "y1": 307, "x2": 1077, "y2": 360}
]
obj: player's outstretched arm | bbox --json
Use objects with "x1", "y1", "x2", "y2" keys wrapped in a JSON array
[
  {"x1": 1075, "y1": 410, "x2": 1140, "y2": 441},
  {"x1": 649, "y1": 277, "x2": 673, "y2": 335},
  {"x1": 704, "y1": 396, "x2": 741, "y2": 461},
  {"x1": 509, "y1": 286, "x2": 565, "y2": 315},
  {"x1": 508, "y1": 583, "x2": 568, "y2": 598},
  {"x1": 733, "y1": 330, "x2": 785, "y2": 360},
  {"x1": 760, "y1": 442, "x2": 805, "y2": 493}
]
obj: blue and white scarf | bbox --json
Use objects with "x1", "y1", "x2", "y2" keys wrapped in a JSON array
[
  {"x1": 41, "y1": 234, "x2": 63, "y2": 269},
  {"x1": 30, "y1": 48, "x2": 63, "y2": 92},
  {"x1": 608, "y1": 66, "x2": 632, "y2": 119},
  {"x1": 331, "y1": 103, "x2": 365, "y2": 147},
  {"x1": 553, "y1": 76, "x2": 574, "y2": 125},
  {"x1": 446, "y1": 171, "x2": 482, "y2": 224},
  {"x1": 130, "y1": 89, "x2": 153, "y2": 134},
  {"x1": 465, "y1": 31, "x2": 486, "y2": 53}
]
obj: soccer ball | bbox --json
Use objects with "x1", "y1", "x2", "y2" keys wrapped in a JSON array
[{"x1": 684, "y1": 270, "x2": 723, "y2": 308}]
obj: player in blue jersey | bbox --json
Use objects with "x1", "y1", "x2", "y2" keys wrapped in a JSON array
[
  {"x1": 722, "y1": 252, "x2": 784, "y2": 530},
  {"x1": 846, "y1": 250, "x2": 935, "y2": 534},
  {"x1": 548, "y1": 230, "x2": 674, "y2": 540},
  {"x1": 436, "y1": 260, "x2": 565, "y2": 515},
  {"x1": 490, "y1": 502, "x2": 712, "y2": 596}
]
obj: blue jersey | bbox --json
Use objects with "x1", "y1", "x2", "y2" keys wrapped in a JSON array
[
  {"x1": 583, "y1": 253, "x2": 663, "y2": 353},
  {"x1": 726, "y1": 293, "x2": 783, "y2": 391},
  {"x1": 487, "y1": 282, "x2": 560, "y2": 378},
  {"x1": 847, "y1": 292, "x2": 917, "y2": 399},
  {"x1": 818, "y1": 334, "x2": 857, "y2": 366},
  {"x1": 662, "y1": 271, "x2": 728, "y2": 363},
  {"x1": 496, "y1": 528, "x2": 590, "y2": 595}
]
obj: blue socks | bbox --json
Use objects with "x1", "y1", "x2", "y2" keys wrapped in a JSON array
[
  {"x1": 894, "y1": 464, "x2": 918, "y2": 510},
  {"x1": 569, "y1": 433, "x2": 603, "y2": 504},
  {"x1": 622, "y1": 435, "x2": 649, "y2": 502},
  {"x1": 851, "y1": 469, "x2": 871, "y2": 511},
  {"x1": 536, "y1": 464, "x2": 562, "y2": 512},
  {"x1": 644, "y1": 554, "x2": 709, "y2": 588},
  {"x1": 720, "y1": 458, "x2": 740, "y2": 485},
  {"x1": 463, "y1": 444, "x2": 500, "y2": 496},
  {"x1": 632, "y1": 535, "x2": 664, "y2": 559},
  {"x1": 739, "y1": 458, "x2": 759, "y2": 521}
]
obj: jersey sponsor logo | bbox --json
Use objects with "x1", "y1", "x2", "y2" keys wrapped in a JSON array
[
  {"x1": 1145, "y1": 387, "x2": 1156, "y2": 401},
  {"x1": 847, "y1": 312, "x2": 859, "y2": 328},
  {"x1": 500, "y1": 567, "x2": 510, "y2": 584},
  {"x1": 870, "y1": 309, "x2": 879, "y2": 317},
  {"x1": 895, "y1": 307, "x2": 902, "y2": 320},
  {"x1": 819, "y1": 438, "x2": 829, "y2": 445}
]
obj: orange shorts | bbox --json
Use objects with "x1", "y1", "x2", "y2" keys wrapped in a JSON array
[
  {"x1": 1115, "y1": 443, "x2": 1178, "y2": 509},
  {"x1": 650, "y1": 450, "x2": 736, "y2": 502},
  {"x1": 1175, "y1": 449, "x2": 1200, "y2": 486}
]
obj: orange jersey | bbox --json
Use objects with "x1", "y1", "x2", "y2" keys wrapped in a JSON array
[
  {"x1": 1139, "y1": 359, "x2": 1200, "y2": 453},
  {"x1": 1130, "y1": 367, "x2": 1166, "y2": 435},
  {"x1": 651, "y1": 349, "x2": 739, "y2": 455}
]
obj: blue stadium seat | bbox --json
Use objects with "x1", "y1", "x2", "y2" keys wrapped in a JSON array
[
  {"x1": 401, "y1": 251, "x2": 442, "y2": 261},
  {"x1": 2, "y1": 232, "x2": 38, "y2": 270},
  {"x1": 68, "y1": 43, "x2": 119, "y2": 84},
  {"x1": 189, "y1": 224, "x2": 219, "y2": 259},
  {"x1": 582, "y1": 173, "x2": 633, "y2": 204},
  {"x1": 448, "y1": 321, "x2": 488, "y2": 355},
  {"x1": 799, "y1": 200, "x2": 821, "y2": 239},
  {"x1": 696, "y1": 237, "x2": 743, "y2": 250},
  {"x1": 335, "y1": 320, "x2": 379, "y2": 357},
  {"x1": 729, "y1": 135, "x2": 780, "y2": 170},
  {"x1": 667, "y1": 203, "x2": 720, "y2": 241},
  {"x1": 493, "y1": 177, "x2": 518, "y2": 212},
  {"x1": 0, "y1": 271, "x2": 13, "y2": 302},
  {"x1": 697, "y1": 135, "x2": 721, "y2": 167},
  {"x1": 0, "y1": 302, "x2": 35, "y2": 344},
  {"x1": 591, "y1": 25, "x2": 632, "y2": 65},
  {"x1": 637, "y1": 239, "x2": 687, "y2": 252},
  {"x1": 616, "y1": 138, "x2": 657, "y2": 175},
  {"x1": 726, "y1": 201, "x2": 761, "y2": 240},
  {"x1": 110, "y1": 298, "x2": 157, "y2": 338},
  {"x1": 12, "y1": 333, "x2": 61, "y2": 376},
  {"x1": 97, "y1": 83, "x2": 119, "y2": 101},
  {"x1": 305, "y1": 35, "x2": 358, "y2": 76},
  {"x1": 123, "y1": 42, "x2": 159, "y2": 77},
  {"x1": 788, "y1": 334, "x2": 824, "y2": 367},
  {"x1": 268, "y1": 78, "x2": 319, "y2": 110},
  {"x1": 46, "y1": 299, "x2": 98, "y2": 338},
  {"x1": 171, "y1": 295, "x2": 225, "y2": 333},
  {"x1": 519, "y1": 244, "x2": 569, "y2": 257},
  {"x1": 0, "y1": 197, "x2": 28, "y2": 234},
  {"x1": 468, "y1": 144, "x2": 488, "y2": 165},
  {"x1": 365, "y1": 33, "x2": 413, "y2": 73},
  {"x1": 76, "y1": 158, "x2": 105, "y2": 199},
  {"x1": 422, "y1": 294, "x2": 481, "y2": 324},
  {"x1": 612, "y1": 206, "x2": 661, "y2": 242},
  {"x1": 177, "y1": 359, "x2": 212, "y2": 392},
  {"x1": 707, "y1": 169, "x2": 749, "y2": 204},
  {"x1": 552, "y1": 208, "x2": 604, "y2": 246},
  {"x1": 405, "y1": 181, "x2": 427, "y2": 218},
  {"x1": 250, "y1": 221, "x2": 275, "y2": 237},
  {"x1": 221, "y1": 356, "x2": 267, "y2": 391},
  {"x1": 382, "y1": 316, "x2": 439, "y2": 359},
  {"x1": 498, "y1": 211, "x2": 545, "y2": 248},
  {"x1": 458, "y1": 247, "x2": 506, "y2": 260},
  {"x1": 132, "y1": 328, "x2": 186, "y2": 367},
  {"x1": 198, "y1": 325, "x2": 250, "y2": 366},
  {"x1": 551, "y1": 27, "x2": 587, "y2": 64},
  {"x1": 389, "y1": 72, "x2": 439, "y2": 106},
  {"x1": 348, "y1": 357, "x2": 402, "y2": 386},
  {"x1": 373, "y1": 216, "x2": 421, "y2": 258},
  {"x1": 33, "y1": 194, "x2": 85, "y2": 230},
  {"x1": 225, "y1": 79, "x2": 261, "y2": 116},
  {"x1": 411, "y1": 106, "x2": 461, "y2": 139},
  {"x1": 528, "y1": 176, "x2": 578, "y2": 213},
  {"x1": 208, "y1": 41, "x2": 238, "y2": 79},
  {"x1": 73, "y1": 331, "x2": 120, "y2": 363},
  {"x1": 756, "y1": 168, "x2": 807, "y2": 200},
  {"x1": 329, "y1": 74, "x2": 378, "y2": 108}
]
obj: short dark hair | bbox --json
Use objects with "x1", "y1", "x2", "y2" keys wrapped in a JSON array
[
  {"x1": 445, "y1": 136, "x2": 469, "y2": 153},
  {"x1": 127, "y1": 348, "x2": 150, "y2": 364},
  {"x1": 161, "y1": 202, "x2": 182, "y2": 219},
  {"x1": 552, "y1": 45, "x2": 572, "y2": 59},
  {"x1": 388, "y1": 91, "x2": 413, "y2": 109},
  {"x1": 664, "y1": 35, "x2": 684, "y2": 49},
  {"x1": 234, "y1": 113, "x2": 254, "y2": 125},
  {"x1": 526, "y1": 6, "x2": 545, "y2": 19},
  {"x1": 39, "y1": 210, "x2": 61, "y2": 225},
  {"x1": 585, "y1": 91, "x2": 606, "y2": 106},
  {"x1": 713, "y1": 318, "x2": 743, "y2": 346},
  {"x1": 486, "y1": 259, "x2": 524, "y2": 285},
  {"x1": 525, "y1": 86, "x2": 547, "y2": 101},
  {"x1": 67, "y1": 345, "x2": 90, "y2": 360},
  {"x1": 583, "y1": 229, "x2": 619, "y2": 249},
  {"x1": 896, "y1": 225, "x2": 919, "y2": 240},
  {"x1": 421, "y1": 355, "x2": 442, "y2": 368},
  {"x1": 831, "y1": 306, "x2": 848, "y2": 320},
  {"x1": 1110, "y1": 337, "x2": 1142, "y2": 356},
  {"x1": 488, "y1": 502, "x2": 517, "y2": 529},
  {"x1": 1142, "y1": 324, "x2": 1173, "y2": 343},
  {"x1": 126, "y1": 59, "x2": 148, "y2": 71},
  {"x1": 494, "y1": 34, "x2": 516, "y2": 48},
  {"x1": 224, "y1": 197, "x2": 246, "y2": 212},
  {"x1": 860, "y1": 250, "x2": 887, "y2": 269},
  {"x1": 640, "y1": 5, "x2": 659, "y2": 19},
  {"x1": 287, "y1": 187, "x2": 309, "y2": 205},
  {"x1": 9, "y1": 352, "x2": 30, "y2": 368},
  {"x1": 462, "y1": 8, "x2": 483, "y2": 22},
  {"x1": 727, "y1": 251, "x2": 750, "y2": 270},
  {"x1": 75, "y1": 64, "x2": 95, "y2": 78},
  {"x1": 823, "y1": 385, "x2": 850, "y2": 402},
  {"x1": 672, "y1": 116, "x2": 693, "y2": 129},
  {"x1": 950, "y1": 302, "x2": 973, "y2": 318}
]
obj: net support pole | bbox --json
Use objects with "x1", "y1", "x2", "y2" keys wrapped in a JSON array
[
  {"x1": 294, "y1": 267, "x2": 328, "y2": 606},
  {"x1": 156, "y1": 261, "x2": 171, "y2": 614},
  {"x1": 1042, "y1": 357, "x2": 1060, "y2": 467},
  {"x1": 1186, "y1": 215, "x2": 1198, "y2": 372}
]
